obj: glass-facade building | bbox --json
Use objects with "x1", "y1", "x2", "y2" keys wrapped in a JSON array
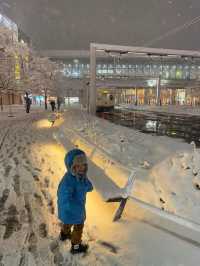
[
  {"x1": 0, "y1": 13, "x2": 18, "y2": 41},
  {"x1": 51, "y1": 56, "x2": 200, "y2": 106},
  {"x1": 61, "y1": 58, "x2": 200, "y2": 81}
]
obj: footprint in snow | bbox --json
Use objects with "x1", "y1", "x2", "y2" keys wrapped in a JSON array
[{"x1": 98, "y1": 240, "x2": 119, "y2": 254}]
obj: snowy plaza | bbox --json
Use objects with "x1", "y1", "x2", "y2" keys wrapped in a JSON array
[
  {"x1": 0, "y1": 105, "x2": 200, "y2": 265},
  {"x1": 1, "y1": 1, "x2": 200, "y2": 266}
]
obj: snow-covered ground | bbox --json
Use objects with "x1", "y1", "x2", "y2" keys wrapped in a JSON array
[
  {"x1": 61, "y1": 108, "x2": 200, "y2": 223},
  {"x1": 0, "y1": 105, "x2": 200, "y2": 266}
]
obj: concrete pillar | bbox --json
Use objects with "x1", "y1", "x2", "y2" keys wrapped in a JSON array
[
  {"x1": 144, "y1": 89, "x2": 148, "y2": 105},
  {"x1": 135, "y1": 88, "x2": 138, "y2": 105},
  {"x1": 156, "y1": 76, "x2": 161, "y2": 105},
  {"x1": 89, "y1": 44, "x2": 96, "y2": 115},
  {"x1": 171, "y1": 89, "x2": 176, "y2": 105}
]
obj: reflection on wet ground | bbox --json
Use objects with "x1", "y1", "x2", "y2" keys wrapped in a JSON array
[{"x1": 97, "y1": 109, "x2": 200, "y2": 147}]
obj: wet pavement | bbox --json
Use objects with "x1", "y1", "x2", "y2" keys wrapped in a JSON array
[{"x1": 97, "y1": 109, "x2": 200, "y2": 147}]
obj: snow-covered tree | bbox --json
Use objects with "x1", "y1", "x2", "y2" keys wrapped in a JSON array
[
  {"x1": 0, "y1": 52, "x2": 15, "y2": 110},
  {"x1": 0, "y1": 26, "x2": 16, "y2": 51},
  {"x1": 0, "y1": 26, "x2": 30, "y2": 110},
  {"x1": 0, "y1": 26, "x2": 64, "y2": 111},
  {"x1": 28, "y1": 55, "x2": 61, "y2": 109}
]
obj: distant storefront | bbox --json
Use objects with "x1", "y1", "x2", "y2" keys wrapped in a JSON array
[{"x1": 0, "y1": 93, "x2": 22, "y2": 105}]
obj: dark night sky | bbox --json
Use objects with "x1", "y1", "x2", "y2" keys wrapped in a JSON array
[{"x1": 1, "y1": 0, "x2": 200, "y2": 51}]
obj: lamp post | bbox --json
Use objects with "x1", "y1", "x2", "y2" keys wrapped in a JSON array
[{"x1": 89, "y1": 43, "x2": 97, "y2": 114}]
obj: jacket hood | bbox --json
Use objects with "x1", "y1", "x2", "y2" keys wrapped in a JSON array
[{"x1": 64, "y1": 149, "x2": 86, "y2": 173}]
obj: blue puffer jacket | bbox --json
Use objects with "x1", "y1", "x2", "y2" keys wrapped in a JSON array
[{"x1": 57, "y1": 149, "x2": 93, "y2": 225}]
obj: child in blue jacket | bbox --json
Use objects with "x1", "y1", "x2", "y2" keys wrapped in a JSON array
[{"x1": 57, "y1": 149, "x2": 93, "y2": 254}]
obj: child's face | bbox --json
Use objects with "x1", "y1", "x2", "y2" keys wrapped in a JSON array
[{"x1": 73, "y1": 163, "x2": 88, "y2": 176}]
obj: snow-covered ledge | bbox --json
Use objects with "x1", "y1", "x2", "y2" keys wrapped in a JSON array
[
  {"x1": 54, "y1": 124, "x2": 134, "y2": 201},
  {"x1": 53, "y1": 110, "x2": 200, "y2": 243}
]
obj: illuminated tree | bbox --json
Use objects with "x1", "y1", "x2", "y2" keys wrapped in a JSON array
[
  {"x1": 0, "y1": 26, "x2": 30, "y2": 111},
  {"x1": 0, "y1": 52, "x2": 15, "y2": 111},
  {"x1": 0, "y1": 26, "x2": 63, "y2": 112},
  {"x1": 28, "y1": 55, "x2": 61, "y2": 109}
]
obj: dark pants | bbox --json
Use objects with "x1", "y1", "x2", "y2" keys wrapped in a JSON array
[
  {"x1": 51, "y1": 104, "x2": 55, "y2": 111},
  {"x1": 61, "y1": 223, "x2": 84, "y2": 245},
  {"x1": 26, "y1": 104, "x2": 30, "y2": 113}
]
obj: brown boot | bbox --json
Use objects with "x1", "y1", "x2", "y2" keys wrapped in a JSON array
[{"x1": 59, "y1": 231, "x2": 71, "y2": 241}]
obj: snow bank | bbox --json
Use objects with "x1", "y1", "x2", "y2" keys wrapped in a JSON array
[{"x1": 60, "y1": 109, "x2": 200, "y2": 224}]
